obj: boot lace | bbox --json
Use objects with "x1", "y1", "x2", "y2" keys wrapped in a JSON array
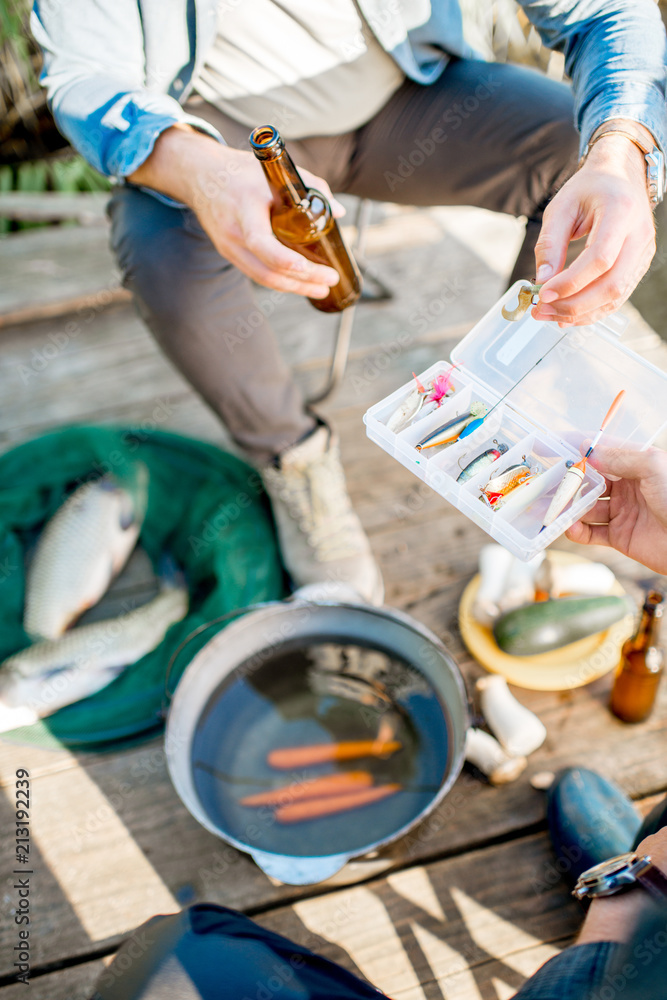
[{"x1": 264, "y1": 447, "x2": 363, "y2": 561}]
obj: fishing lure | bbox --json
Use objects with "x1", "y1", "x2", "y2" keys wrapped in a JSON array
[
  {"x1": 428, "y1": 362, "x2": 462, "y2": 406},
  {"x1": 457, "y1": 442, "x2": 509, "y2": 483},
  {"x1": 541, "y1": 459, "x2": 586, "y2": 529},
  {"x1": 496, "y1": 465, "x2": 545, "y2": 515},
  {"x1": 479, "y1": 460, "x2": 534, "y2": 509},
  {"x1": 416, "y1": 401, "x2": 487, "y2": 451},
  {"x1": 540, "y1": 389, "x2": 626, "y2": 530},
  {"x1": 501, "y1": 282, "x2": 542, "y2": 322},
  {"x1": 386, "y1": 366, "x2": 460, "y2": 433},
  {"x1": 386, "y1": 373, "x2": 428, "y2": 433}
]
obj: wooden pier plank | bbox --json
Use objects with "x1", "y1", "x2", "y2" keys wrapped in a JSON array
[
  {"x1": 0, "y1": 833, "x2": 580, "y2": 998},
  {"x1": 0, "y1": 608, "x2": 663, "y2": 977},
  {"x1": 0, "y1": 203, "x2": 666, "y2": 994},
  {"x1": 0, "y1": 192, "x2": 109, "y2": 226}
]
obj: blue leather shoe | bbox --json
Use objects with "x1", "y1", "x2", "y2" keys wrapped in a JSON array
[
  {"x1": 547, "y1": 767, "x2": 642, "y2": 886},
  {"x1": 632, "y1": 794, "x2": 667, "y2": 846}
]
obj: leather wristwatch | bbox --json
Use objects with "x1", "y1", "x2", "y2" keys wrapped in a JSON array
[
  {"x1": 583, "y1": 122, "x2": 666, "y2": 207},
  {"x1": 572, "y1": 852, "x2": 667, "y2": 903}
]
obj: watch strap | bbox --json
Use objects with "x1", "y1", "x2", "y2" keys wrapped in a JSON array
[
  {"x1": 587, "y1": 122, "x2": 654, "y2": 157},
  {"x1": 637, "y1": 861, "x2": 667, "y2": 902},
  {"x1": 580, "y1": 123, "x2": 665, "y2": 207}
]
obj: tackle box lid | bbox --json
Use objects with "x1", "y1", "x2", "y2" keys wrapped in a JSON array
[{"x1": 449, "y1": 282, "x2": 667, "y2": 453}]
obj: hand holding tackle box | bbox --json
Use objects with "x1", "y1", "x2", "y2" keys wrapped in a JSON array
[{"x1": 364, "y1": 282, "x2": 667, "y2": 561}]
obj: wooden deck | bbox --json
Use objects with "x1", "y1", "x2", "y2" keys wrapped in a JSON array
[{"x1": 1, "y1": 200, "x2": 666, "y2": 999}]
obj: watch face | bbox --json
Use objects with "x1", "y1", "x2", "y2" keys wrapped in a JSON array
[
  {"x1": 572, "y1": 853, "x2": 645, "y2": 901},
  {"x1": 578, "y1": 852, "x2": 637, "y2": 883}
]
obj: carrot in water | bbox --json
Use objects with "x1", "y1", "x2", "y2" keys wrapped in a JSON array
[
  {"x1": 239, "y1": 771, "x2": 373, "y2": 807},
  {"x1": 267, "y1": 740, "x2": 402, "y2": 770},
  {"x1": 275, "y1": 783, "x2": 402, "y2": 824}
]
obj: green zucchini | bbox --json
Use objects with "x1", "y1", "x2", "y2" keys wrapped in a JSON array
[{"x1": 493, "y1": 595, "x2": 632, "y2": 656}]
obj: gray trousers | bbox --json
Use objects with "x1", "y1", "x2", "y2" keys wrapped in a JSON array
[{"x1": 108, "y1": 58, "x2": 579, "y2": 464}]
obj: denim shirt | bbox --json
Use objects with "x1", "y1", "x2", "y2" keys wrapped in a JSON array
[{"x1": 31, "y1": 0, "x2": 667, "y2": 181}]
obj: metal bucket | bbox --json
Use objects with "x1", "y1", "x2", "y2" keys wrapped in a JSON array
[{"x1": 165, "y1": 593, "x2": 469, "y2": 885}]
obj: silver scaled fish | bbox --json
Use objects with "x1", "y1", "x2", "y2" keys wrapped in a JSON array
[
  {"x1": 24, "y1": 466, "x2": 149, "y2": 640},
  {"x1": 0, "y1": 575, "x2": 188, "y2": 732},
  {"x1": 457, "y1": 444, "x2": 509, "y2": 483}
]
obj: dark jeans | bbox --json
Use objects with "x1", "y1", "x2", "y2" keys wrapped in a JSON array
[
  {"x1": 108, "y1": 59, "x2": 578, "y2": 463},
  {"x1": 515, "y1": 795, "x2": 667, "y2": 999},
  {"x1": 93, "y1": 799, "x2": 667, "y2": 999},
  {"x1": 635, "y1": 794, "x2": 667, "y2": 844}
]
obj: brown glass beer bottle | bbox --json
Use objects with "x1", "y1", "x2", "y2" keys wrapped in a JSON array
[
  {"x1": 249, "y1": 125, "x2": 361, "y2": 313},
  {"x1": 610, "y1": 590, "x2": 664, "y2": 723}
]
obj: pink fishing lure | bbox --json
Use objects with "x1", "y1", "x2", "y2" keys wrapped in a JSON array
[{"x1": 427, "y1": 363, "x2": 462, "y2": 406}]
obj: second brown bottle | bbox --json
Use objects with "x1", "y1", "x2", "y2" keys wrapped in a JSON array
[
  {"x1": 250, "y1": 125, "x2": 361, "y2": 313},
  {"x1": 610, "y1": 589, "x2": 664, "y2": 723}
]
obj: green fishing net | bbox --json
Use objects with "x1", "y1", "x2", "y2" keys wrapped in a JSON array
[{"x1": 0, "y1": 426, "x2": 286, "y2": 749}]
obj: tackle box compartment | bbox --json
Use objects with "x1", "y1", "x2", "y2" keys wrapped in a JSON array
[{"x1": 363, "y1": 281, "x2": 667, "y2": 561}]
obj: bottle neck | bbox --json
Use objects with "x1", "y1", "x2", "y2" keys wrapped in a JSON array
[
  {"x1": 250, "y1": 126, "x2": 308, "y2": 208},
  {"x1": 263, "y1": 151, "x2": 309, "y2": 207},
  {"x1": 633, "y1": 592, "x2": 663, "y2": 649}
]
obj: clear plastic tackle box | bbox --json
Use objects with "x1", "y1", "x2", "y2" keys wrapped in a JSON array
[{"x1": 363, "y1": 281, "x2": 667, "y2": 561}]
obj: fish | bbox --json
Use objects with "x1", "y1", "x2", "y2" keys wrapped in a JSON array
[
  {"x1": 416, "y1": 401, "x2": 487, "y2": 451},
  {"x1": 0, "y1": 566, "x2": 188, "y2": 732},
  {"x1": 457, "y1": 443, "x2": 509, "y2": 483},
  {"x1": 24, "y1": 465, "x2": 149, "y2": 641},
  {"x1": 541, "y1": 459, "x2": 586, "y2": 529},
  {"x1": 479, "y1": 460, "x2": 534, "y2": 509}
]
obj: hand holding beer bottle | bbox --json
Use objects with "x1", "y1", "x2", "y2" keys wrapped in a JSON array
[
  {"x1": 250, "y1": 125, "x2": 361, "y2": 312},
  {"x1": 127, "y1": 124, "x2": 345, "y2": 302}
]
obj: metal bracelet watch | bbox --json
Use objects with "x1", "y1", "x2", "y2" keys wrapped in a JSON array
[
  {"x1": 582, "y1": 122, "x2": 666, "y2": 208},
  {"x1": 572, "y1": 852, "x2": 667, "y2": 903}
]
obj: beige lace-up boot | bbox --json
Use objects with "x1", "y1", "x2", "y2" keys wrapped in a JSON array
[{"x1": 261, "y1": 423, "x2": 384, "y2": 605}]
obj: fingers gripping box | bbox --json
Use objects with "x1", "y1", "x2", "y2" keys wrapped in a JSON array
[{"x1": 363, "y1": 282, "x2": 667, "y2": 561}]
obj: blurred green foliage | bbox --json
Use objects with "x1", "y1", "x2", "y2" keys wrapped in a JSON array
[
  {"x1": 0, "y1": 0, "x2": 36, "y2": 83},
  {"x1": 0, "y1": 0, "x2": 110, "y2": 232},
  {"x1": 0, "y1": 157, "x2": 110, "y2": 233}
]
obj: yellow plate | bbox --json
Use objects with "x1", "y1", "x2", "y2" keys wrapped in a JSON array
[{"x1": 458, "y1": 551, "x2": 635, "y2": 690}]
